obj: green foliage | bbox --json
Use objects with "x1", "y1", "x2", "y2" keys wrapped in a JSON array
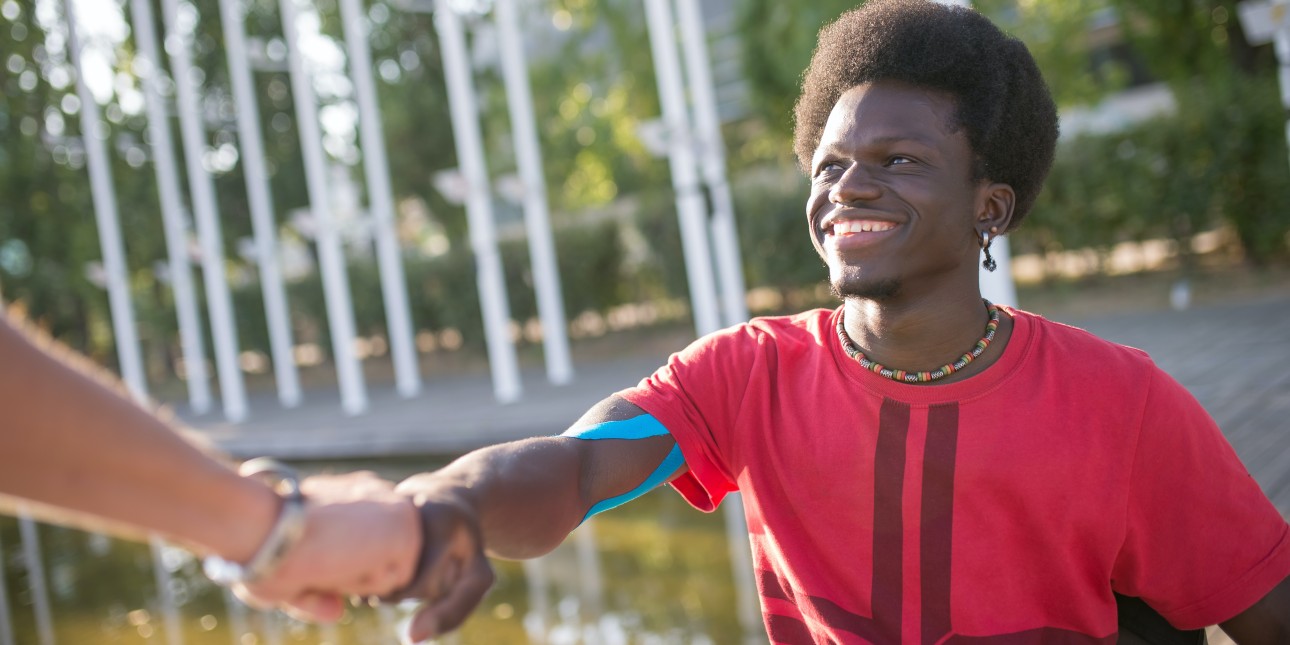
[
  {"x1": 511, "y1": 0, "x2": 669, "y2": 215},
  {"x1": 1017, "y1": 72, "x2": 1290, "y2": 265},
  {"x1": 734, "y1": 0, "x2": 858, "y2": 142},
  {"x1": 228, "y1": 218, "x2": 629, "y2": 356},
  {"x1": 0, "y1": 0, "x2": 163, "y2": 364},
  {"x1": 977, "y1": 0, "x2": 1121, "y2": 107},
  {"x1": 1181, "y1": 73, "x2": 1290, "y2": 264},
  {"x1": 1107, "y1": 0, "x2": 1275, "y2": 82},
  {"x1": 731, "y1": 167, "x2": 822, "y2": 293}
]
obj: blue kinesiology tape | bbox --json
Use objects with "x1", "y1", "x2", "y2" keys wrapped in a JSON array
[
  {"x1": 560, "y1": 414, "x2": 683, "y2": 522},
  {"x1": 560, "y1": 413, "x2": 670, "y2": 441}
]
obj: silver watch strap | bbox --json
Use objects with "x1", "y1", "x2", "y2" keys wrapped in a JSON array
[{"x1": 203, "y1": 458, "x2": 308, "y2": 587}]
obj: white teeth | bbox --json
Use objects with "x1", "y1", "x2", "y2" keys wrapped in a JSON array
[{"x1": 830, "y1": 220, "x2": 896, "y2": 234}]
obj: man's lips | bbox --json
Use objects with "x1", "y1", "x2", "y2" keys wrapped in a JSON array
[
  {"x1": 820, "y1": 216, "x2": 903, "y2": 251},
  {"x1": 826, "y1": 219, "x2": 899, "y2": 235}
]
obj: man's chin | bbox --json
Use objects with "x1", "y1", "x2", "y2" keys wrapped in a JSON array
[{"x1": 829, "y1": 276, "x2": 901, "y2": 301}]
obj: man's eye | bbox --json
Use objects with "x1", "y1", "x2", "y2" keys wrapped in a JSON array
[
  {"x1": 815, "y1": 162, "x2": 845, "y2": 178},
  {"x1": 888, "y1": 156, "x2": 914, "y2": 166}
]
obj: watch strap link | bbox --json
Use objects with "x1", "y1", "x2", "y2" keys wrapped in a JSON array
[{"x1": 203, "y1": 458, "x2": 308, "y2": 587}]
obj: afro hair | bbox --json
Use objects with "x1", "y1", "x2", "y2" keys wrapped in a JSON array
[{"x1": 792, "y1": 0, "x2": 1059, "y2": 229}]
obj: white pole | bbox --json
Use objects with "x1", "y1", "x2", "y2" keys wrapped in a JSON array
[
  {"x1": 1277, "y1": 28, "x2": 1290, "y2": 171},
  {"x1": 222, "y1": 587, "x2": 250, "y2": 645},
  {"x1": 338, "y1": 0, "x2": 422, "y2": 398},
  {"x1": 148, "y1": 538, "x2": 184, "y2": 645},
  {"x1": 219, "y1": 0, "x2": 303, "y2": 408},
  {"x1": 376, "y1": 605, "x2": 398, "y2": 641},
  {"x1": 572, "y1": 523, "x2": 604, "y2": 644},
  {"x1": 280, "y1": 0, "x2": 368, "y2": 414},
  {"x1": 494, "y1": 0, "x2": 574, "y2": 385},
  {"x1": 721, "y1": 498, "x2": 762, "y2": 645},
  {"x1": 66, "y1": 16, "x2": 185, "y2": 637},
  {"x1": 643, "y1": 0, "x2": 722, "y2": 336},
  {"x1": 521, "y1": 557, "x2": 550, "y2": 644},
  {"x1": 980, "y1": 237, "x2": 1017, "y2": 307},
  {"x1": 670, "y1": 13, "x2": 759, "y2": 636},
  {"x1": 435, "y1": 0, "x2": 522, "y2": 402},
  {"x1": 160, "y1": 0, "x2": 250, "y2": 421},
  {"x1": 261, "y1": 611, "x2": 283, "y2": 645},
  {"x1": 64, "y1": 0, "x2": 148, "y2": 403},
  {"x1": 16, "y1": 511, "x2": 53, "y2": 645},
  {"x1": 129, "y1": 0, "x2": 211, "y2": 414},
  {"x1": 0, "y1": 528, "x2": 15, "y2": 645},
  {"x1": 674, "y1": 0, "x2": 748, "y2": 327}
]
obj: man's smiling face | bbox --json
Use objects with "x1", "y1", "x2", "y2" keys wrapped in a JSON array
[{"x1": 805, "y1": 81, "x2": 985, "y2": 301}]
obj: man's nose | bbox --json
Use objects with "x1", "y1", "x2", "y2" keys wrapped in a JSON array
[{"x1": 830, "y1": 165, "x2": 882, "y2": 204}]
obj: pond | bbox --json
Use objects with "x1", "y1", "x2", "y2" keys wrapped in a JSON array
[{"x1": 0, "y1": 457, "x2": 766, "y2": 645}]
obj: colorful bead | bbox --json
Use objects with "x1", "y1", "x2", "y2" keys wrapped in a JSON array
[{"x1": 837, "y1": 300, "x2": 1002, "y2": 385}]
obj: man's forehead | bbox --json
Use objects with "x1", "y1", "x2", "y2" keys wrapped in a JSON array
[
  {"x1": 813, "y1": 83, "x2": 961, "y2": 155},
  {"x1": 827, "y1": 83, "x2": 957, "y2": 131}
]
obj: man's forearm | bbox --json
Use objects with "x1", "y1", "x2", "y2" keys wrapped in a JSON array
[
  {"x1": 387, "y1": 400, "x2": 679, "y2": 641},
  {"x1": 399, "y1": 437, "x2": 591, "y2": 559}
]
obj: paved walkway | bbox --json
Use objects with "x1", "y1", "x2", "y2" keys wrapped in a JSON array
[
  {"x1": 185, "y1": 294, "x2": 1290, "y2": 512},
  {"x1": 1060, "y1": 295, "x2": 1290, "y2": 512}
]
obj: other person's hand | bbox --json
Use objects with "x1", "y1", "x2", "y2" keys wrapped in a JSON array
[{"x1": 238, "y1": 471, "x2": 423, "y2": 621}]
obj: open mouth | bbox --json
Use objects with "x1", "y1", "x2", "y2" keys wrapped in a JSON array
[
  {"x1": 820, "y1": 217, "x2": 902, "y2": 253},
  {"x1": 827, "y1": 219, "x2": 898, "y2": 235}
]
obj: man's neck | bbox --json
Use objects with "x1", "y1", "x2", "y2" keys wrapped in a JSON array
[{"x1": 842, "y1": 286, "x2": 1011, "y2": 381}]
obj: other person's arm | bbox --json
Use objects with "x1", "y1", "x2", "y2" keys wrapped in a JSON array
[{"x1": 0, "y1": 315, "x2": 420, "y2": 620}]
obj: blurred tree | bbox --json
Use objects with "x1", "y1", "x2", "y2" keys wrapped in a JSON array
[
  {"x1": 0, "y1": 0, "x2": 161, "y2": 366},
  {"x1": 1107, "y1": 0, "x2": 1277, "y2": 81},
  {"x1": 733, "y1": 0, "x2": 855, "y2": 149}
]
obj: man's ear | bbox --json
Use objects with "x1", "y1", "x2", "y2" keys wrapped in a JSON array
[{"x1": 976, "y1": 182, "x2": 1016, "y2": 234}]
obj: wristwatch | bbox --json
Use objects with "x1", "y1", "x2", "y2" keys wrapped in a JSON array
[{"x1": 202, "y1": 458, "x2": 308, "y2": 587}]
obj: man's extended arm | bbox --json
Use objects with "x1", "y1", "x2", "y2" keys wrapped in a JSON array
[{"x1": 393, "y1": 394, "x2": 682, "y2": 640}]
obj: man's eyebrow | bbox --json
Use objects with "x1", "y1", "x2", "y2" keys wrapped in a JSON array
[
  {"x1": 816, "y1": 134, "x2": 940, "y2": 158},
  {"x1": 866, "y1": 134, "x2": 939, "y2": 147}
]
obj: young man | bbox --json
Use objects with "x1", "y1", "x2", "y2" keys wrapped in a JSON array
[{"x1": 391, "y1": 1, "x2": 1290, "y2": 642}]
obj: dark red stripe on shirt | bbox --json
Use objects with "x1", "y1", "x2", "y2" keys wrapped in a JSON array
[
  {"x1": 921, "y1": 402, "x2": 959, "y2": 645},
  {"x1": 758, "y1": 569, "x2": 884, "y2": 643},
  {"x1": 757, "y1": 399, "x2": 910, "y2": 643},
  {"x1": 766, "y1": 613, "x2": 816, "y2": 645},
  {"x1": 873, "y1": 398, "x2": 910, "y2": 642},
  {"x1": 759, "y1": 568, "x2": 792, "y2": 601}
]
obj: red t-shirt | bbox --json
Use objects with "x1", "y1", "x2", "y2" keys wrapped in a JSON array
[{"x1": 618, "y1": 307, "x2": 1290, "y2": 644}]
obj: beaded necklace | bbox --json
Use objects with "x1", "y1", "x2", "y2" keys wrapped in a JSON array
[{"x1": 836, "y1": 300, "x2": 1003, "y2": 384}]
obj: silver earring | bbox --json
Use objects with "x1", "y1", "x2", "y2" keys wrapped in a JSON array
[{"x1": 981, "y1": 231, "x2": 997, "y2": 272}]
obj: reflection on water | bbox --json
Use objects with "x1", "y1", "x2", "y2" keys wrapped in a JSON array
[{"x1": 0, "y1": 457, "x2": 763, "y2": 644}]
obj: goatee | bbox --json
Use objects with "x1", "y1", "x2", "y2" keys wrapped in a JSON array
[{"x1": 830, "y1": 277, "x2": 901, "y2": 301}]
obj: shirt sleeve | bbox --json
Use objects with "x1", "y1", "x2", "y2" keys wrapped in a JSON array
[
  {"x1": 616, "y1": 324, "x2": 760, "y2": 512},
  {"x1": 1111, "y1": 365, "x2": 1290, "y2": 630}
]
